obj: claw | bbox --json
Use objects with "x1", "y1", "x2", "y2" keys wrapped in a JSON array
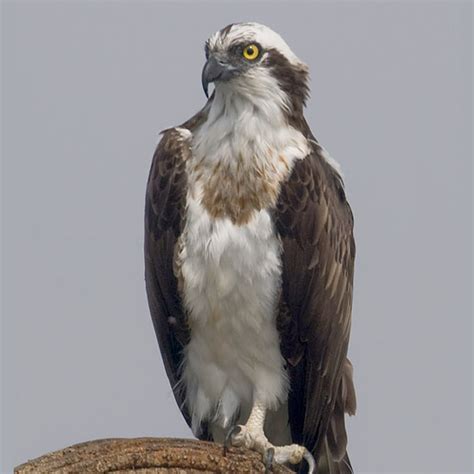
[
  {"x1": 303, "y1": 448, "x2": 316, "y2": 474},
  {"x1": 223, "y1": 425, "x2": 241, "y2": 456},
  {"x1": 264, "y1": 447, "x2": 275, "y2": 473}
]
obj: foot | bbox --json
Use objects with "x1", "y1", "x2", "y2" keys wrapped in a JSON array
[{"x1": 226, "y1": 423, "x2": 315, "y2": 473}]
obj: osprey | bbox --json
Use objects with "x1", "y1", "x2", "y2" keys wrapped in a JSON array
[{"x1": 145, "y1": 23, "x2": 356, "y2": 473}]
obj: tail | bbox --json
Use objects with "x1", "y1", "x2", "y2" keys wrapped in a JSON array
[
  {"x1": 316, "y1": 359, "x2": 357, "y2": 474},
  {"x1": 317, "y1": 439, "x2": 353, "y2": 474}
]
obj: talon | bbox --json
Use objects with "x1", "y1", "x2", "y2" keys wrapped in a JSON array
[
  {"x1": 303, "y1": 448, "x2": 316, "y2": 474},
  {"x1": 264, "y1": 447, "x2": 275, "y2": 473},
  {"x1": 223, "y1": 425, "x2": 241, "y2": 456}
]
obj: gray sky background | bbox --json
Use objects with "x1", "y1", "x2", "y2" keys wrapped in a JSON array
[{"x1": 1, "y1": 1, "x2": 472, "y2": 473}]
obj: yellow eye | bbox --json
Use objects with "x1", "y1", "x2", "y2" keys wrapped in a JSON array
[{"x1": 243, "y1": 44, "x2": 260, "y2": 60}]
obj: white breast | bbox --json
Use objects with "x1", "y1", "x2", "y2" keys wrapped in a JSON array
[
  {"x1": 179, "y1": 196, "x2": 288, "y2": 434},
  {"x1": 177, "y1": 84, "x2": 309, "y2": 435}
]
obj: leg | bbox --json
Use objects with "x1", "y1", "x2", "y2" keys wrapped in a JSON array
[{"x1": 228, "y1": 399, "x2": 315, "y2": 473}]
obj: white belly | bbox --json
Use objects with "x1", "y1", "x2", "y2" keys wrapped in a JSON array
[{"x1": 179, "y1": 197, "x2": 288, "y2": 434}]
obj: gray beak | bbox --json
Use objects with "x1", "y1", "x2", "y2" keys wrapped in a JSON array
[{"x1": 201, "y1": 56, "x2": 236, "y2": 98}]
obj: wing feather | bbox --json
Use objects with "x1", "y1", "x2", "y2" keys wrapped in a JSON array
[
  {"x1": 275, "y1": 143, "x2": 356, "y2": 471},
  {"x1": 144, "y1": 101, "x2": 210, "y2": 432},
  {"x1": 144, "y1": 128, "x2": 192, "y2": 424}
]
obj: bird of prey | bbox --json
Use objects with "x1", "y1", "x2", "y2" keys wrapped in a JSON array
[{"x1": 145, "y1": 22, "x2": 356, "y2": 473}]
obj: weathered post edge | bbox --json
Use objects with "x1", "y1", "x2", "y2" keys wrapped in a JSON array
[{"x1": 15, "y1": 437, "x2": 293, "y2": 473}]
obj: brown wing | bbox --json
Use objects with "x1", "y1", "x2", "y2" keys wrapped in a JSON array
[
  {"x1": 144, "y1": 127, "x2": 191, "y2": 426},
  {"x1": 275, "y1": 142, "x2": 356, "y2": 471},
  {"x1": 144, "y1": 105, "x2": 211, "y2": 435}
]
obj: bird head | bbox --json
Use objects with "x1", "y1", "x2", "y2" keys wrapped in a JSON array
[{"x1": 201, "y1": 23, "x2": 309, "y2": 114}]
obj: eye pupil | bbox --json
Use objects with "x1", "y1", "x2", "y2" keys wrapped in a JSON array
[{"x1": 247, "y1": 46, "x2": 254, "y2": 54}]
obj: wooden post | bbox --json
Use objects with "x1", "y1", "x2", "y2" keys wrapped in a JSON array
[{"x1": 15, "y1": 438, "x2": 292, "y2": 473}]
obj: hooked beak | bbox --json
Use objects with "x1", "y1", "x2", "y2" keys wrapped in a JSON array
[{"x1": 201, "y1": 56, "x2": 236, "y2": 98}]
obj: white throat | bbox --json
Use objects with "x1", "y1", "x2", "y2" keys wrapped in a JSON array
[{"x1": 192, "y1": 77, "x2": 309, "y2": 175}]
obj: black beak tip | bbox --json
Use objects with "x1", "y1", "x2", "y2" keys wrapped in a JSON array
[{"x1": 202, "y1": 79, "x2": 209, "y2": 98}]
